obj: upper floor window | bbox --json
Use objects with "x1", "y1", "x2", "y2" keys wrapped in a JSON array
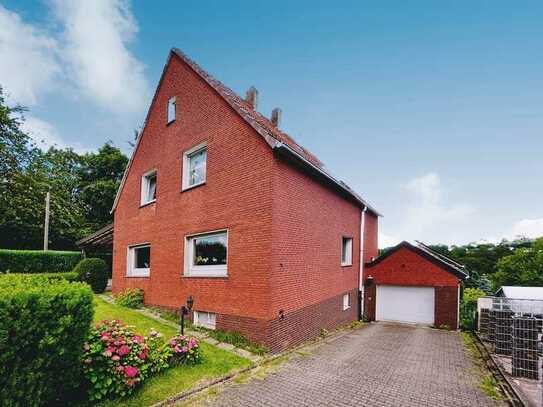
[
  {"x1": 184, "y1": 230, "x2": 227, "y2": 277},
  {"x1": 182, "y1": 143, "x2": 207, "y2": 190},
  {"x1": 341, "y1": 236, "x2": 353, "y2": 266},
  {"x1": 141, "y1": 170, "x2": 157, "y2": 205},
  {"x1": 127, "y1": 244, "x2": 151, "y2": 277},
  {"x1": 167, "y1": 97, "x2": 176, "y2": 123}
]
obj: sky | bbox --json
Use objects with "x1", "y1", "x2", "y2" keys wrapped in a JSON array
[{"x1": 1, "y1": 1, "x2": 542, "y2": 247}]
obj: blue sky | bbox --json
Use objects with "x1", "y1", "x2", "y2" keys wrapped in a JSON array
[{"x1": 1, "y1": 1, "x2": 542, "y2": 246}]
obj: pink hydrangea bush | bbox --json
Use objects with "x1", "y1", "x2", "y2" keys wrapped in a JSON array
[
  {"x1": 169, "y1": 334, "x2": 201, "y2": 365},
  {"x1": 82, "y1": 320, "x2": 170, "y2": 401}
]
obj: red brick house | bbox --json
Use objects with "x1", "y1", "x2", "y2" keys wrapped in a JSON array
[
  {"x1": 364, "y1": 241, "x2": 468, "y2": 329},
  {"x1": 111, "y1": 48, "x2": 380, "y2": 351}
]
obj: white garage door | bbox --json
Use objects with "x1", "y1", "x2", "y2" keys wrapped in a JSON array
[{"x1": 376, "y1": 285, "x2": 435, "y2": 325}]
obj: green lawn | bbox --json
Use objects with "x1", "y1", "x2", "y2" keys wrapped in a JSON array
[{"x1": 93, "y1": 297, "x2": 251, "y2": 407}]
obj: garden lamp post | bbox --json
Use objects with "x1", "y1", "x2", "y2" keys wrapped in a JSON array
[{"x1": 180, "y1": 295, "x2": 194, "y2": 335}]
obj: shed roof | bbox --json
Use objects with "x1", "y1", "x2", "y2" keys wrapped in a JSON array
[{"x1": 496, "y1": 286, "x2": 543, "y2": 300}]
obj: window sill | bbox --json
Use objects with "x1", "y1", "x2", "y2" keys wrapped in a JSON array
[
  {"x1": 181, "y1": 181, "x2": 206, "y2": 193},
  {"x1": 140, "y1": 200, "x2": 156, "y2": 208},
  {"x1": 341, "y1": 263, "x2": 353, "y2": 268},
  {"x1": 126, "y1": 274, "x2": 150, "y2": 278},
  {"x1": 167, "y1": 118, "x2": 175, "y2": 126},
  {"x1": 343, "y1": 307, "x2": 351, "y2": 311},
  {"x1": 182, "y1": 275, "x2": 228, "y2": 279}
]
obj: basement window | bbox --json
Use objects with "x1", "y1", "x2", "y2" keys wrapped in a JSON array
[
  {"x1": 182, "y1": 143, "x2": 207, "y2": 190},
  {"x1": 341, "y1": 237, "x2": 353, "y2": 266},
  {"x1": 127, "y1": 244, "x2": 151, "y2": 277},
  {"x1": 141, "y1": 170, "x2": 157, "y2": 206},
  {"x1": 184, "y1": 230, "x2": 227, "y2": 277},
  {"x1": 193, "y1": 311, "x2": 216, "y2": 330},
  {"x1": 343, "y1": 293, "x2": 351, "y2": 311},
  {"x1": 167, "y1": 97, "x2": 176, "y2": 123}
]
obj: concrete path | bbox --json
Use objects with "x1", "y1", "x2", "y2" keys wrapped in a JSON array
[{"x1": 204, "y1": 323, "x2": 501, "y2": 406}]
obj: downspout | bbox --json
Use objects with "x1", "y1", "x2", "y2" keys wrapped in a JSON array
[{"x1": 358, "y1": 206, "x2": 368, "y2": 320}]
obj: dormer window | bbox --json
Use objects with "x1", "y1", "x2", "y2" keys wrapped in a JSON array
[
  {"x1": 141, "y1": 170, "x2": 157, "y2": 205},
  {"x1": 167, "y1": 97, "x2": 176, "y2": 123}
]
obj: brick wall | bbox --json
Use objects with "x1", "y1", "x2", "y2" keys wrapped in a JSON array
[
  {"x1": 435, "y1": 286, "x2": 459, "y2": 329},
  {"x1": 113, "y1": 53, "x2": 274, "y2": 320}
]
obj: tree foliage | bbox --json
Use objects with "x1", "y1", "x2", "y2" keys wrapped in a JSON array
[
  {"x1": 0, "y1": 86, "x2": 128, "y2": 250},
  {"x1": 491, "y1": 238, "x2": 543, "y2": 289}
]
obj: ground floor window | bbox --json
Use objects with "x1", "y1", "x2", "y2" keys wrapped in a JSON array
[
  {"x1": 127, "y1": 244, "x2": 150, "y2": 277},
  {"x1": 193, "y1": 311, "x2": 216, "y2": 330},
  {"x1": 343, "y1": 293, "x2": 351, "y2": 310},
  {"x1": 184, "y1": 230, "x2": 228, "y2": 277}
]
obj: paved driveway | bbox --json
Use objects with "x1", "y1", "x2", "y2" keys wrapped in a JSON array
[{"x1": 205, "y1": 323, "x2": 499, "y2": 407}]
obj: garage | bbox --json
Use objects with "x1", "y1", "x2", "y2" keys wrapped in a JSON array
[
  {"x1": 376, "y1": 285, "x2": 435, "y2": 325},
  {"x1": 363, "y1": 241, "x2": 468, "y2": 329}
]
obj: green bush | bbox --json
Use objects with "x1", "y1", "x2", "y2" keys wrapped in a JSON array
[
  {"x1": 0, "y1": 274, "x2": 94, "y2": 406},
  {"x1": 74, "y1": 258, "x2": 109, "y2": 293},
  {"x1": 0, "y1": 249, "x2": 82, "y2": 273},
  {"x1": 1, "y1": 271, "x2": 79, "y2": 282},
  {"x1": 460, "y1": 287, "x2": 486, "y2": 331},
  {"x1": 114, "y1": 288, "x2": 144, "y2": 308}
]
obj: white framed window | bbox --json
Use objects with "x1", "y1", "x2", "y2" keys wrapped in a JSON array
[
  {"x1": 343, "y1": 293, "x2": 351, "y2": 311},
  {"x1": 184, "y1": 230, "x2": 227, "y2": 277},
  {"x1": 167, "y1": 96, "x2": 176, "y2": 123},
  {"x1": 341, "y1": 236, "x2": 353, "y2": 266},
  {"x1": 193, "y1": 311, "x2": 216, "y2": 330},
  {"x1": 127, "y1": 244, "x2": 151, "y2": 277},
  {"x1": 141, "y1": 170, "x2": 157, "y2": 205},
  {"x1": 182, "y1": 143, "x2": 207, "y2": 190}
]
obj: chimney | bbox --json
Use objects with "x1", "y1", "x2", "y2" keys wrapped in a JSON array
[
  {"x1": 245, "y1": 86, "x2": 258, "y2": 110},
  {"x1": 271, "y1": 108, "x2": 282, "y2": 128}
]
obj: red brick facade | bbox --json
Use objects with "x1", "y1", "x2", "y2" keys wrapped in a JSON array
[
  {"x1": 364, "y1": 244, "x2": 462, "y2": 329},
  {"x1": 112, "y1": 50, "x2": 379, "y2": 351}
]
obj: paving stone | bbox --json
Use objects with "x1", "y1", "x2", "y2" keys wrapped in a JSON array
[
  {"x1": 232, "y1": 348, "x2": 254, "y2": 359},
  {"x1": 204, "y1": 337, "x2": 219, "y2": 345},
  {"x1": 217, "y1": 342, "x2": 235, "y2": 351},
  {"x1": 205, "y1": 324, "x2": 503, "y2": 407}
]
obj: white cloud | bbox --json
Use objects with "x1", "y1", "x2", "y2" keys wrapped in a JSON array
[
  {"x1": 511, "y1": 218, "x2": 543, "y2": 240},
  {"x1": 21, "y1": 116, "x2": 66, "y2": 149},
  {"x1": 21, "y1": 116, "x2": 90, "y2": 153},
  {"x1": 0, "y1": 5, "x2": 61, "y2": 105},
  {"x1": 379, "y1": 232, "x2": 400, "y2": 249},
  {"x1": 0, "y1": 1, "x2": 149, "y2": 113},
  {"x1": 51, "y1": 0, "x2": 150, "y2": 113},
  {"x1": 402, "y1": 172, "x2": 475, "y2": 241}
]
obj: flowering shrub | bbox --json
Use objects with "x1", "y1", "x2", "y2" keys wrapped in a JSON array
[
  {"x1": 82, "y1": 320, "x2": 170, "y2": 401},
  {"x1": 169, "y1": 334, "x2": 201, "y2": 365}
]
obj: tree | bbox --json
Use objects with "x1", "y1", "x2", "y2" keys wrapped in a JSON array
[
  {"x1": 0, "y1": 85, "x2": 128, "y2": 250},
  {"x1": 491, "y1": 238, "x2": 543, "y2": 289},
  {"x1": 78, "y1": 143, "x2": 127, "y2": 231}
]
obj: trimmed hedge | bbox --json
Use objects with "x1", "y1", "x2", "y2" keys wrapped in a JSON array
[
  {"x1": 0, "y1": 249, "x2": 82, "y2": 274},
  {"x1": 74, "y1": 258, "x2": 109, "y2": 293},
  {"x1": 0, "y1": 274, "x2": 94, "y2": 406},
  {"x1": 1, "y1": 271, "x2": 79, "y2": 282}
]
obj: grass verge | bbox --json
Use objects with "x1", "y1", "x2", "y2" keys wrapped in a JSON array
[
  {"x1": 461, "y1": 332, "x2": 505, "y2": 401},
  {"x1": 93, "y1": 297, "x2": 251, "y2": 407}
]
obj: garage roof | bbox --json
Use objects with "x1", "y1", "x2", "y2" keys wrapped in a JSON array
[{"x1": 366, "y1": 241, "x2": 469, "y2": 280}]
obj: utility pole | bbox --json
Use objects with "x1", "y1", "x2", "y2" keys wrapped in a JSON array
[{"x1": 43, "y1": 191, "x2": 50, "y2": 251}]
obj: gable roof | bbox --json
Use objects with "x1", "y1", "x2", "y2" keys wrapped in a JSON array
[
  {"x1": 366, "y1": 240, "x2": 469, "y2": 280},
  {"x1": 111, "y1": 48, "x2": 380, "y2": 216}
]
